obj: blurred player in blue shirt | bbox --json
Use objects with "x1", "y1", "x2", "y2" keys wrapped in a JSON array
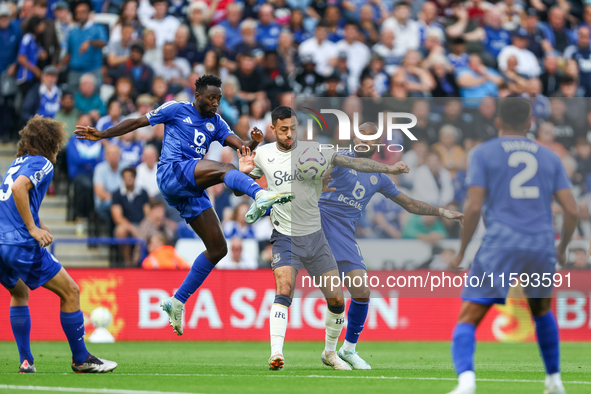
[
  {"x1": 0, "y1": 116, "x2": 117, "y2": 373},
  {"x1": 447, "y1": 98, "x2": 577, "y2": 394},
  {"x1": 75, "y1": 75, "x2": 294, "y2": 336},
  {"x1": 319, "y1": 122, "x2": 463, "y2": 369}
]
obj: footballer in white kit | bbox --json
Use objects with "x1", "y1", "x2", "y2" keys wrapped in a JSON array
[{"x1": 245, "y1": 106, "x2": 409, "y2": 371}]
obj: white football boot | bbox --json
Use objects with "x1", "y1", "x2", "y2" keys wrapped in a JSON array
[
  {"x1": 446, "y1": 386, "x2": 476, "y2": 394},
  {"x1": 19, "y1": 359, "x2": 36, "y2": 373},
  {"x1": 321, "y1": 350, "x2": 352, "y2": 370},
  {"x1": 71, "y1": 354, "x2": 117, "y2": 373},
  {"x1": 337, "y1": 348, "x2": 371, "y2": 370},
  {"x1": 544, "y1": 384, "x2": 566, "y2": 394},
  {"x1": 245, "y1": 191, "x2": 295, "y2": 224},
  {"x1": 160, "y1": 296, "x2": 185, "y2": 335},
  {"x1": 268, "y1": 353, "x2": 285, "y2": 370}
]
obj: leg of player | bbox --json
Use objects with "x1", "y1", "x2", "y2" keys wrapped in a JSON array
[
  {"x1": 161, "y1": 208, "x2": 227, "y2": 335},
  {"x1": 338, "y1": 268, "x2": 371, "y2": 370},
  {"x1": 5, "y1": 279, "x2": 35, "y2": 373},
  {"x1": 191, "y1": 159, "x2": 294, "y2": 224},
  {"x1": 529, "y1": 298, "x2": 565, "y2": 394},
  {"x1": 317, "y1": 269, "x2": 351, "y2": 371},
  {"x1": 268, "y1": 266, "x2": 296, "y2": 370},
  {"x1": 42, "y1": 268, "x2": 117, "y2": 373},
  {"x1": 448, "y1": 301, "x2": 491, "y2": 394}
]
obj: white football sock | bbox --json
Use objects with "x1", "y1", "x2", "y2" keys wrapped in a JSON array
[
  {"x1": 325, "y1": 309, "x2": 345, "y2": 352},
  {"x1": 270, "y1": 303, "x2": 288, "y2": 355},
  {"x1": 545, "y1": 372, "x2": 563, "y2": 387},
  {"x1": 458, "y1": 371, "x2": 476, "y2": 389},
  {"x1": 341, "y1": 340, "x2": 356, "y2": 352}
]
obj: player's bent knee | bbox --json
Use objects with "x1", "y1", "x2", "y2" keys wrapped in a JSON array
[
  {"x1": 64, "y1": 281, "x2": 80, "y2": 301},
  {"x1": 528, "y1": 298, "x2": 552, "y2": 317},
  {"x1": 207, "y1": 243, "x2": 228, "y2": 263},
  {"x1": 326, "y1": 297, "x2": 344, "y2": 307}
]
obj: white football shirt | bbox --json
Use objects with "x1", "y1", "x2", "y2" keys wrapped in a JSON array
[{"x1": 250, "y1": 141, "x2": 336, "y2": 237}]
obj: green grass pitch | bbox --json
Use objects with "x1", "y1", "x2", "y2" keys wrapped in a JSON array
[{"x1": 0, "y1": 341, "x2": 590, "y2": 394}]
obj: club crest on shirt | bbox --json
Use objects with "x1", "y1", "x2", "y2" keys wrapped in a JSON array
[
  {"x1": 370, "y1": 175, "x2": 378, "y2": 185},
  {"x1": 206, "y1": 122, "x2": 215, "y2": 132},
  {"x1": 34, "y1": 170, "x2": 45, "y2": 182}
]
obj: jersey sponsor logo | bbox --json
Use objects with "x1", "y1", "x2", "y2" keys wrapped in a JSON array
[
  {"x1": 273, "y1": 169, "x2": 304, "y2": 186},
  {"x1": 370, "y1": 175, "x2": 378, "y2": 185},
  {"x1": 337, "y1": 194, "x2": 364, "y2": 210},
  {"x1": 352, "y1": 181, "x2": 366, "y2": 199},
  {"x1": 183, "y1": 117, "x2": 192, "y2": 124},
  {"x1": 206, "y1": 122, "x2": 215, "y2": 131},
  {"x1": 194, "y1": 130, "x2": 206, "y2": 146}
]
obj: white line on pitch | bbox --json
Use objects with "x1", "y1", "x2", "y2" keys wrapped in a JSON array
[{"x1": 0, "y1": 385, "x2": 204, "y2": 394}]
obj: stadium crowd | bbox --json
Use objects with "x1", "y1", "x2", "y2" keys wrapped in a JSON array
[{"x1": 1, "y1": 0, "x2": 591, "y2": 268}]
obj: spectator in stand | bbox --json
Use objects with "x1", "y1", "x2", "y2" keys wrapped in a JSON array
[
  {"x1": 398, "y1": 50, "x2": 436, "y2": 97},
  {"x1": 566, "y1": 26, "x2": 591, "y2": 97},
  {"x1": 293, "y1": 55, "x2": 325, "y2": 97},
  {"x1": 288, "y1": 8, "x2": 311, "y2": 44},
  {"x1": 106, "y1": 23, "x2": 134, "y2": 80},
  {"x1": 93, "y1": 143, "x2": 123, "y2": 221},
  {"x1": 471, "y1": 96, "x2": 498, "y2": 142},
  {"x1": 21, "y1": 65, "x2": 60, "y2": 122},
  {"x1": 234, "y1": 19, "x2": 265, "y2": 58},
  {"x1": 335, "y1": 22, "x2": 371, "y2": 93},
  {"x1": 540, "y1": 6, "x2": 576, "y2": 55},
  {"x1": 223, "y1": 203, "x2": 255, "y2": 239},
  {"x1": 96, "y1": 99, "x2": 124, "y2": 132},
  {"x1": 140, "y1": 0, "x2": 180, "y2": 47},
  {"x1": 142, "y1": 233, "x2": 190, "y2": 269},
  {"x1": 142, "y1": 29, "x2": 162, "y2": 68},
  {"x1": 174, "y1": 24, "x2": 200, "y2": 67},
  {"x1": 151, "y1": 76, "x2": 172, "y2": 106},
  {"x1": 298, "y1": 22, "x2": 337, "y2": 77},
  {"x1": 235, "y1": 51, "x2": 267, "y2": 102},
  {"x1": 412, "y1": 150, "x2": 454, "y2": 207},
  {"x1": 360, "y1": 54, "x2": 389, "y2": 96},
  {"x1": 262, "y1": 50, "x2": 292, "y2": 108},
  {"x1": 410, "y1": 100, "x2": 439, "y2": 144},
  {"x1": 30, "y1": 0, "x2": 60, "y2": 69},
  {"x1": 74, "y1": 73, "x2": 105, "y2": 123},
  {"x1": 114, "y1": 129, "x2": 143, "y2": 168},
  {"x1": 153, "y1": 42, "x2": 190, "y2": 87},
  {"x1": 137, "y1": 200, "x2": 177, "y2": 246},
  {"x1": 126, "y1": 94, "x2": 155, "y2": 141},
  {"x1": 444, "y1": 2, "x2": 487, "y2": 64},
  {"x1": 111, "y1": 167, "x2": 150, "y2": 266},
  {"x1": 53, "y1": 2, "x2": 73, "y2": 59},
  {"x1": 402, "y1": 214, "x2": 448, "y2": 242},
  {"x1": 276, "y1": 30, "x2": 299, "y2": 75},
  {"x1": 419, "y1": 1, "x2": 445, "y2": 44},
  {"x1": 219, "y1": 75, "x2": 248, "y2": 129},
  {"x1": 67, "y1": 113, "x2": 103, "y2": 223},
  {"x1": 120, "y1": 44, "x2": 154, "y2": 97},
  {"x1": 548, "y1": 96, "x2": 581, "y2": 150},
  {"x1": 523, "y1": 8, "x2": 545, "y2": 59},
  {"x1": 433, "y1": 99, "x2": 473, "y2": 144},
  {"x1": 358, "y1": 4, "x2": 380, "y2": 46},
  {"x1": 18, "y1": 0, "x2": 34, "y2": 24},
  {"x1": 205, "y1": 26, "x2": 233, "y2": 69},
  {"x1": 400, "y1": 140, "x2": 429, "y2": 187},
  {"x1": 431, "y1": 125, "x2": 466, "y2": 177},
  {"x1": 256, "y1": 3, "x2": 281, "y2": 51},
  {"x1": 111, "y1": 77, "x2": 136, "y2": 116},
  {"x1": 185, "y1": 0, "x2": 209, "y2": 52},
  {"x1": 483, "y1": 8, "x2": 511, "y2": 60},
  {"x1": 540, "y1": 52, "x2": 562, "y2": 96},
  {"x1": 167, "y1": 0, "x2": 190, "y2": 22},
  {"x1": 109, "y1": 0, "x2": 142, "y2": 45},
  {"x1": 456, "y1": 54, "x2": 504, "y2": 104},
  {"x1": 57, "y1": 0, "x2": 106, "y2": 93},
  {"x1": 17, "y1": 16, "x2": 45, "y2": 96},
  {"x1": 324, "y1": 5, "x2": 345, "y2": 43},
  {"x1": 383, "y1": 2, "x2": 420, "y2": 54},
  {"x1": 194, "y1": 50, "x2": 230, "y2": 81},
  {"x1": 496, "y1": 0, "x2": 524, "y2": 32},
  {"x1": 430, "y1": 55, "x2": 460, "y2": 97},
  {"x1": 0, "y1": 2, "x2": 21, "y2": 140},
  {"x1": 372, "y1": 29, "x2": 405, "y2": 75},
  {"x1": 497, "y1": 27, "x2": 542, "y2": 79},
  {"x1": 215, "y1": 237, "x2": 258, "y2": 270},
  {"x1": 447, "y1": 37, "x2": 469, "y2": 70},
  {"x1": 135, "y1": 144, "x2": 159, "y2": 198},
  {"x1": 573, "y1": 137, "x2": 591, "y2": 189},
  {"x1": 54, "y1": 91, "x2": 79, "y2": 137},
  {"x1": 218, "y1": 2, "x2": 243, "y2": 50},
  {"x1": 536, "y1": 121, "x2": 570, "y2": 158}
]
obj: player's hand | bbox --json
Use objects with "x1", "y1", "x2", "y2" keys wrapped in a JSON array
[
  {"x1": 40, "y1": 221, "x2": 51, "y2": 234},
  {"x1": 75, "y1": 125, "x2": 103, "y2": 141},
  {"x1": 322, "y1": 174, "x2": 336, "y2": 192},
  {"x1": 237, "y1": 146, "x2": 256, "y2": 174},
  {"x1": 557, "y1": 248, "x2": 567, "y2": 267},
  {"x1": 449, "y1": 252, "x2": 464, "y2": 274},
  {"x1": 388, "y1": 161, "x2": 410, "y2": 175},
  {"x1": 250, "y1": 127, "x2": 264, "y2": 143},
  {"x1": 30, "y1": 226, "x2": 53, "y2": 248},
  {"x1": 441, "y1": 209, "x2": 464, "y2": 225}
]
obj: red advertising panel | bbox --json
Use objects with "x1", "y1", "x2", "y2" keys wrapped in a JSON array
[{"x1": 1, "y1": 269, "x2": 590, "y2": 342}]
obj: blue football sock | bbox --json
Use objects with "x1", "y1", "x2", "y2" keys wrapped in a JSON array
[
  {"x1": 10, "y1": 306, "x2": 34, "y2": 364},
  {"x1": 60, "y1": 310, "x2": 89, "y2": 364},
  {"x1": 451, "y1": 322, "x2": 476, "y2": 375},
  {"x1": 345, "y1": 299, "x2": 369, "y2": 344},
  {"x1": 174, "y1": 253, "x2": 215, "y2": 304},
  {"x1": 534, "y1": 312, "x2": 560, "y2": 375},
  {"x1": 224, "y1": 169, "x2": 263, "y2": 200}
]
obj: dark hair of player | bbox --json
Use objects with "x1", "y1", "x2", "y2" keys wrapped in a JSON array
[
  {"x1": 271, "y1": 106, "x2": 296, "y2": 126},
  {"x1": 498, "y1": 97, "x2": 532, "y2": 131},
  {"x1": 194, "y1": 74, "x2": 222, "y2": 94},
  {"x1": 121, "y1": 167, "x2": 137, "y2": 177},
  {"x1": 16, "y1": 115, "x2": 66, "y2": 164}
]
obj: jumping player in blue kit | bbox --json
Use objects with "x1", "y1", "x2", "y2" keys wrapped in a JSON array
[
  {"x1": 319, "y1": 122, "x2": 463, "y2": 369},
  {"x1": 75, "y1": 75, "x2": 294, "y2": 336},
  {"x1": 447, "y1": 98, "x2": 578, "y2": 394},
  {"x1": 0, "y1": 116, "x2": 117, "y2": 373}
]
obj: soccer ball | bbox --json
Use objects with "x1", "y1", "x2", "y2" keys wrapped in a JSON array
[
  {"x1": 90, "y1": 307, "x2": 112, "y2": 329},
  {"x1": 296, "y1": 147, "x2": 329, "y2": 180}
]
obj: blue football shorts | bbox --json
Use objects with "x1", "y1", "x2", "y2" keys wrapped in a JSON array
[
  {"x1": 320, "y1": 212, "x2": 366, "y2": 275},
  {"x1": 0, "y1": 244, "x2": 62, "y2": 290}
]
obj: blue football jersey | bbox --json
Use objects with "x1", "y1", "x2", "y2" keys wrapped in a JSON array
[
  {"x1": 466, "y1": 137, "x2": 571, "y2": 237},
  {"x1": 0, "y1": 155, "x2": 53, "y2": 245},
  {"x1": 145, "y1": 101, "x2": 235, "y2": 164},
  {"x1": 319, "y1": 150, "x2": 401, "y2": 233}
]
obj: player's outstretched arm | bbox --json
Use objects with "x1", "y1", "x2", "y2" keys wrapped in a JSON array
[
  {"x1": 332, "y1": 154, "x2": 410, "y2": 175},
  {"x1": 449, "y1": 186, "x2": 485, "y2": 272},
  {"x1": 555, "y1": 188, "x2": 578, "y2": 265},
  {"x1": 224, "y1": 127, "x2": 264, "y2": 151},
  {"x1": 11, "y1": 175, "x2": 53, "y2": 247},
  {"x1": 392, "y1": 192, "x2": 464, "y2": 222},
  {"x1": 75, "y1": 116, "x2": 150, "y2": 141}
]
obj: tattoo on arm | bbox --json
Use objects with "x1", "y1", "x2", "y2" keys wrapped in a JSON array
[
  {"x1": 332, "y1": 154, "x2": 390, "y2": 173},
  {"x1": 392, "y1": 193, "x2": 440, "y2": 216}
]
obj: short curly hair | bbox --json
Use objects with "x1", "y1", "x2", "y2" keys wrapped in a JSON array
[
  {"x1": 195, "y1": 74, "x2": 222, "y2": 94},
  {"x1": 16, "y1": 116, "x2": 67, "y2": 164}
]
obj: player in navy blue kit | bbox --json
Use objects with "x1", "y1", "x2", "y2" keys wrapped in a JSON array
[
  {"x1": 0, "y1": 116, "x2": 117, "y2": 373},
  {"x1": 75, "y1": 75, "x2": 294, "y2": 335},
  {"x1": 319, "y1": 122, "x2": 463, "y2": 369},
  {"x1": 447, "y1": 98, "x2": 578, "y2": 394}
]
